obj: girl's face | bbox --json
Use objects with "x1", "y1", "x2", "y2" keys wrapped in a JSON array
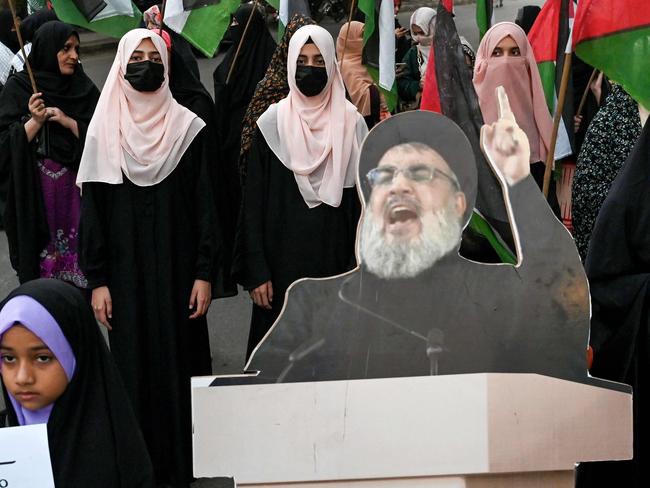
[
  {"x1": 492, "y1": 35, "x2": 521, "y2": 57},
  {"x1": 129, "y1": 38, "x2": 163, "y2": 64},
  {"x1": 0, "y1": 325, "x2": 68, "y2": 412}
]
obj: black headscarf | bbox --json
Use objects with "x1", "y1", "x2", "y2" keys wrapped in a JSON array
[
  {"x1": 213, "y1": 4, "x2": 276, "y2": 111},
  {"x1": 0, "y1": 20, "x2": 99, "y2": 167},
  {"x1": 515, "y1": 6, "x2": 541, "y2": 35},
  {"x1": 20, "y1": 9, "x2": 58, "y2": 42},
  {"x1": 0, "y1": 9, "x2": 20, "y2": 53},
  {"x1": 0, "y1": 279, "x2": 156, "y2": 488}
]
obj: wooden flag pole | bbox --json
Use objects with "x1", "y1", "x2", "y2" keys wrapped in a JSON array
[
  {"x1": 576, "y1": 68, "x2": 598, "y2": 118},
  {"x1": 7, "y1": 0, "x2": 38, "y2": 94},
  {"x1": 339, "y1": 0, "x2": 358, "y2": 64},
  {"x1": 542, "y1": 51, "x2": 572, "y2": 198},
  {"x1": 226, "y1": 0, "x2": 259, "y2": 85}
]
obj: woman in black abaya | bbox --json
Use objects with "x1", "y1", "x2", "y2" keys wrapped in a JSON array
[
  {"x1": 0, "y1": 279, "x2": 154, "y2": 488},
  {"x1": 77, "y1": 29, "x2": 219, "y2": 488},
  {"x1": 213, "y1": 4, "x2": 275, "y2": 202},
  {"x1": 0, "y1": 21, "x2": 99, "y2": 286},
  {"x1": 577, "y1": 121, "x2": 650, "y2": 487}
]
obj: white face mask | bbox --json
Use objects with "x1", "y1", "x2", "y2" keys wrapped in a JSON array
[{"x1": 414, "y1": 34, "x2": 433, "y2": 47}]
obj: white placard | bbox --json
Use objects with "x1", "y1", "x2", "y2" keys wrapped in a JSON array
[{"x1": 0, "y1": 423, "x2": 55, "y2": 488}]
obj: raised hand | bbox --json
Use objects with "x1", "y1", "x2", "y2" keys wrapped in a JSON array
[{"x1": 480, "y1": 86, "x2": 531, "y2": 187}]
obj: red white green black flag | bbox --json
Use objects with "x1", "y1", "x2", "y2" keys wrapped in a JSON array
[{"x1": 573, "y1": 0, "x2": 650, "y2": 109}]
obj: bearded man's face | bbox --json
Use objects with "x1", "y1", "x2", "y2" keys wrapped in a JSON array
[{"x1": 360, "y1": 144, "x2": 467, "y2": 279}]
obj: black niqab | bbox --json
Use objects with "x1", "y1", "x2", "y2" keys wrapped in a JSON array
[
  {"x1": 0, "y1": 9, "x2": 20, "y2": 53},
  {"x1": 213, "y1": 4, "x2": 276, "y2": 108},
  {"x1": 20, "y1": 9, "x2": 58, "y2": 42},
  {"x1": 0, "y1": 279, "x2": 155, "y2": 488}
]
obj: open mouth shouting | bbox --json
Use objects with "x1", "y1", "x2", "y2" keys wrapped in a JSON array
[{"x1": 384, "y1": 198, "x2": 421, "y2": 238}]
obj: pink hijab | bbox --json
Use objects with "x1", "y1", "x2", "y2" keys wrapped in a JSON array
[
  {"x1": 473, "y1": 22, "x2": 552, "y2": 164},
  {"x1": 76, "y1": 29, "x2": 204, "y2": 187},
  {"x1": 336, "y1": 21, "x2": 373, "y2": 117},
  {"x1": 257, "y1": 24, "x2": 364, "y2": 208}
]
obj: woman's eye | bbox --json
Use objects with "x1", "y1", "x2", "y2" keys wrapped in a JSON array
[
  {"x1": 512, "y1": 48, "x2": 521, "y2": 56},
  {"x1": 492, "y1": 48, "x2": 502, "y2": 57},
  {"x1": 1, "y1": 354, "x2": 16, "y2": 364},
  {"x1": 36, "y1": 355, "x2": 53, "y2": 363}
]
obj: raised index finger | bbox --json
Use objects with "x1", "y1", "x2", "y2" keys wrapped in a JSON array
[{"x1": 496, "y1": 86, "x2": 516, "y2": 122}]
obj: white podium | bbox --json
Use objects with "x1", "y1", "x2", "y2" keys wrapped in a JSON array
[{"x1": 192, "y1": 374, "x2": 632, "y2": 487}]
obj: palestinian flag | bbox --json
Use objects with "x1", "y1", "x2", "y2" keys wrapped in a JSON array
[
  {"x1": 164, "y1": 0, "x2": 240, "y2": 57},
  {"x1": 51, "y1": 0, "x2": 141, "y2": 38},
  {"x1": 358, "y1": 0, "x2": 397, "y2": 109},
  {"x1": 527, "y1": 0, "x2": 573, "y2": 159},
  {"x1": 476, "y1": 0, "x2": 492, "y2": 40},
  {"x1": 425, "y1": 1, "x2": 516, "y2": 263},
  {"x1": 573, "y1": 0, "x2": 650, "y2": 109}
]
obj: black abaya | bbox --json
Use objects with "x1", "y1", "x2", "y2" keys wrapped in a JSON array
[
  {"x1": 577, "y1": 121, "x2": 650, "y2": 487},
  {"x1": 0, "y1": 279, "x2": 155, "y2": 488},
  {"x1": 168, "y1": 33, "x2": 235, "y2": 297},
  {"x1": 233, "y1": 129, "x2": 361, "y2": 357},
  {"x1": 79, "y1": 127, "x2": 218, "y2": 488}
]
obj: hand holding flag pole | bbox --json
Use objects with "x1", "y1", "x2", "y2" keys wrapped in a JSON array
[
  {"x1": 7, "y1": 0, "x2": 38, "y2": 94},
  {"x1": 225, "y1": 0, "x2": 260, "y2": 85}
]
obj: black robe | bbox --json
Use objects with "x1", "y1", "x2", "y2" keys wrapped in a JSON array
[
  {"x1": 168, "y1": 32, "x2": 235, "y2": 297},
  {"x1": 233, "y1": 129, "x2": 361, "y2": 357},
  {"x1": 1, "y1": 279, "x2": 155, "y2": 488},
  {"x1": 78, "y1": 127, "x2": 218, "y2": 488},
  {"x1": 577, "y1": 120, "x2": 650, "y2": 487},
  {"x1": 246, "y1": 176, "x2": 593, "y2": 384}
]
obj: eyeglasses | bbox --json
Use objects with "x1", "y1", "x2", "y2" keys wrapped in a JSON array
[{"x1": 366, "y1": 165, "x2": 460, "y2": 189}]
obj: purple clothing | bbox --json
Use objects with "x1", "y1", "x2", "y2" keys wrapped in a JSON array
[
  {"x1": 38, "y1": 158, "x2": 87, "y2": 288},
  {"x1": 0, "y1": 295, "x2": 76, "y2": 425}
]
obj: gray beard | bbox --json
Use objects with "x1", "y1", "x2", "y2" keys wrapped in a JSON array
[{"x1": 360, "y1": 201, "x2": 462, "y2": 280}]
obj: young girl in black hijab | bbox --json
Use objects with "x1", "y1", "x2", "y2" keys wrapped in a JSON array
[
  {"x1": 0, "y1": 21, "x2": 99, "y2": 286},
  {"x1": 0, "y1": 279, "x2": 155, "y2": 488}
]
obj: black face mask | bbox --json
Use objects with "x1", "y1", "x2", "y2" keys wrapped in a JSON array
[
  {"x1": 124, "y1": 60, "x2": 165, "y2": 92},
  {"x1": 295, "y1": 65, "x2": 328, "y2": 97}
]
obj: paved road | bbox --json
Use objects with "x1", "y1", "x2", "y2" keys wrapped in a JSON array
[{"x1": 0, "y1": 0, "x2": 544, "y2": 414}]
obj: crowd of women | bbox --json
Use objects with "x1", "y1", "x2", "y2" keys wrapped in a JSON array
[{"x1": 0, "y1": 2, "x2": 649, "y2": 487}]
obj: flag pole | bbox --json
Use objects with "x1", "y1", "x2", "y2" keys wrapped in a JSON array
[
  {"x1": 226, "y1": 0, "x2": 259, "y2": 85},
  {"x1": 159, "y1": 0, "x2": 168, "y2": 37},
  {"x1": 576, "y1": 68, "x2": 598, "y2": 118},
  {"x1": 7, "y1": 0, "x2": 38, "y2": 94},
  {"x1": 542, "y1": 51, "x2": 572, "y2": 197},
  {"x1": 339, "y1": 0, "x2": 357, "y2": 64}
]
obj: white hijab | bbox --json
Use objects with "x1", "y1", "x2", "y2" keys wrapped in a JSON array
[
  {"x1": 410, "y1": 7, "x2": 437, "y2": 78},
  {"x1": 256, "y1": 25, "x2": 366, "y2": 208},
  {"x1": 76, "y1": 29, "x2": 205, "y2": 188}
]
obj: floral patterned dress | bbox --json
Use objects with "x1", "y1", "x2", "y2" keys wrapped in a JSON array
[
  {"x1": 571, "y1": 84, "x2": 642, "y2": 262},
  {"x1": 38, "y1": 158, "x2": 87, "y2": 288}
]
